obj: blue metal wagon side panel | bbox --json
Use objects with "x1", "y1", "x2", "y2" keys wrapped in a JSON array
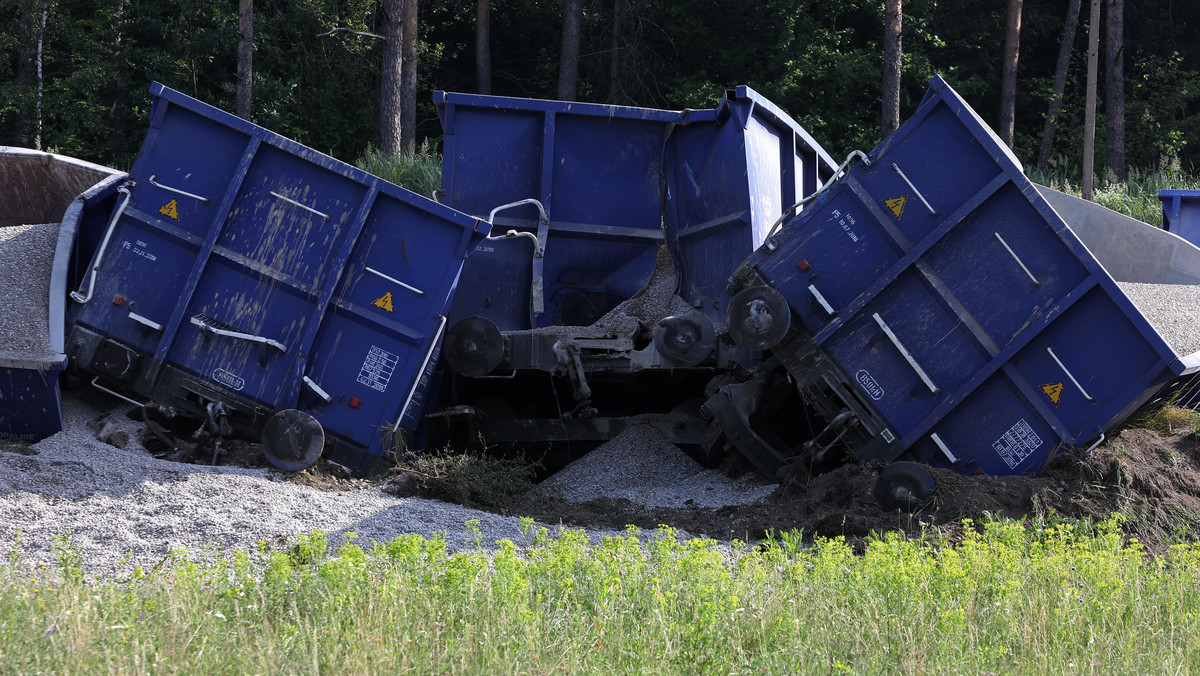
[
  {"x1": 1160, "y1": 189, "x2": 1200, "y2": 246},
  {"x1": 726, "y1": 75, "x2": 1198, "y2": 476},
  {"x1": 65, "y1": 83, "x2": 486, "y2": 474},
  {"x1": 665, "y1": 86, "x2": 837, "y2": 325},
  {"x1": 437, "y1": 93, "x2": 692, "y2": 330}
]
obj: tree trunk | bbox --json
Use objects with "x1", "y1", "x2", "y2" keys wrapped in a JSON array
[
  {"x1": 15, "y1": 0, "x2": 42, "y2": 147},
  {"x1": 607, "y1": 0, "x2": 621, "y2": 103},
  {"x1": 1105, "y1": 0, "x2": 1125, "y2": 181},
  {"x1": 105, "y1": 0, "x2": 130, "y2": 164},
  {"x1": 380, "y1": 0, "x2": 403, "y2": 155},
  {"x1": 400, "y1": 0, "x2": 418, "y2": 154},
  {"x1": 1082, "y1": 0, "x2": 1101, "y2": 201},
  {"x1": 999, "y1": 0, "x2": 1023, "y2": 148},
  {"x1": 557, "y1": 0, "x2": 582, "y2": 100},
  {"x1": 1036, "y1": 0, "x2": 1081, "y2": 172},
  {"x1": 236, "y1": 0, "x2": 253, "y2": 121},
  {"x1": 882, "y1": 0, "x2": 902, "y2": 140},
  {"x1": 475, "y1": 0, "x2": 490, "y2": 95},
  {"x1": 33, "y1": 0, "x2": 47, "y2": 150}
]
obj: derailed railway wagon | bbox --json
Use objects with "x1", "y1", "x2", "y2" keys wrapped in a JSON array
[
  {"x1": 430, "y1": 87, "x2": 838, "y2": 453},
  {"x1": 63, "y1": 84, "x2": 489, "y2": 475},
  {"x1": 715, "y1": 75, "x2": 1200, "y2": 506},
  {"x1": 0, "y1": 147, "x2": 123, "y2": 442}
]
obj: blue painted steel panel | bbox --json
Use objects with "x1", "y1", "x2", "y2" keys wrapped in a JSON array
[
  {"x1": 736, "y1": 76, "x2": 1197, "y2": 476},
  {"x1": 0, "y1": 359, "x2": 66, "y2": 440},
  {"x1": 0, "y1": 147, "x2": 122, "y2": 442},
  {"x1": 1159, "y1": 189, "x2": 1200, "y2": 245},
  {"x1": 665, "y1": 86, "x2": 838, "y2": 325},
  {"x1": 435, "y1": 88, "x2": 837, "y2": 330},
  {"x1": 65, "y1": 83, "x2": 487, "y2": 473}
]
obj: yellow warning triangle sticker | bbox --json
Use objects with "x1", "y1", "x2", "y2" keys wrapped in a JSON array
[
  {"x1": 158, "y1": 199, "x2": 180, "y2": 220},
  {"x1": 884, "y1": 195, "x2": 907, "y2": 219},
  {"x1": 1041, "y1": 382, "x2": 1064, "y2": 406},
  {"x1": 371, "y1": 291, "x2": 394, "y2": 312}
]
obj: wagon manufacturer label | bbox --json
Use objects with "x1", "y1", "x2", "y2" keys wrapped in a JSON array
[
  {"x1": 122, "y1": 239, "x2": 157, "y2": 263},
  {"x1": 856, "y1": 369, "x2": 884, "y2": 400},
  {"x1": 992, "y1": 419, "x2": 1043, "y2": 469},
  {"x1": 357, "y1": 345, "x2": 399, "y2": 393},
  {"x1": 830, "y1": 209, "x2": 860, "y2": 243},
  {"x1": 212, "y1": 368, "x2": 245, "y2": 391}
]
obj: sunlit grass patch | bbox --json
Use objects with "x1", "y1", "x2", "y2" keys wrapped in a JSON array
[{"x1": 4, "y1": 516, "x2": 1200, "y2": 674}]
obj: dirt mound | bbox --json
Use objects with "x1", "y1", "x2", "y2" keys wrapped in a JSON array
[
  {"x1": 93, "y1": 393, "x2": 1200, "y2": 556},
  {"x1": 510, "y1": 424, "x2": 1200, "y2": 556}
]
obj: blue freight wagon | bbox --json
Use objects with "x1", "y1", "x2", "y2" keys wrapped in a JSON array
[
  {"x1": 63, "y1": 84, "x2": 489, "y2": 475},
  {"x1": 715, "y1": 76, "x2": 1200, "y2": 499},
  {"x1": 0, "y1": 147, "x2": 123, "y2": 442},
  {"x1": 436, "y1": 86, "x2": 837, "y2": 333},
  {"x1": 430, "y1": 87, "x2": 837, "y2": 451}
]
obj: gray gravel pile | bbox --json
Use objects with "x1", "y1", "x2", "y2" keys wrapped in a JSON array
[
  {"x1": 533, "y1": 424, "x2": 776, "y2": 508},
  {"x1": 0, "y1": 392, "x2": 622, "y2": 577},
  {"x1": 1118, "y1": 281, "x2": 1200, "y2": 356},
  {"x1": 593, "y1": 244, "x2": 691, "y2": 337},
  {"x1": 0, "y1": 223, "x2": 57, "y2": 358}
]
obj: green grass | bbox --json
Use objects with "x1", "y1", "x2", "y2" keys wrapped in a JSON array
[
  {"x1": 4, "y1": 516, "x2": 1200, "y2": 674},
  {"x1": 1029, "y1": 164, "x2": 1200, "y2": 227},
  {"x1": 354, "y1": 140, "x2": 442, "y2": 199}
]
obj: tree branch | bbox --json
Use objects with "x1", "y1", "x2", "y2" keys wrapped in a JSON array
[{"x1": 316, "y1": 26, "x2": 385, "y2": 40}]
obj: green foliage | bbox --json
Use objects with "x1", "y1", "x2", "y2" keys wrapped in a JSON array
[
  {"x1": 1029, "y1": 164, "x2": 1200, "y2": 227},
  {"x1": 393, "y1": 447, "x2": 540, "y2": 511},
  {"x1": 354, "y1": 140, "x2": 442, "y2": 197},
  {"x1": 1134, "y1": 398, "x2": 1200, "y2": 437},
  {"x1": 5, "y1": 516, "x2": 1200, "y2": 672},
  {"x1": 2, "y1": 0, "x2": 1200, "y2": 180}
]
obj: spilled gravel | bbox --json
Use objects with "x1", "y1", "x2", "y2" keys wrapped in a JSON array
[
  {"x1": 0, "y1": 392, "x2": 594, "y2": 577},
  {"x1": 533, "y1": 425, "x2": 776, "y2": 508},
  {"x1": 1, "y1": 389, "x2": 774, "y2": 578}
]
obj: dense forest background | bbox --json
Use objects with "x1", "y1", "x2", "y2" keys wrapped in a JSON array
[{"x1": 1, "y1": 0, "x2": 1198, "y2": 178}]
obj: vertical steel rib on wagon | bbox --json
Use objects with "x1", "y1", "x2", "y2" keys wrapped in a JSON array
[
  {"x1": 64, "y1": 83, "x2": 489, "y2": 475},
  {"x1": 720, "y1": 75, "x2": 1200, "y2": 479}
]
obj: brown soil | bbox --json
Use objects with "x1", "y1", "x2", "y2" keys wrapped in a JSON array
[
  {"x1": 123, "y1": 409, "x2": 1200, "y2": 556},
  {"x1": 499, "y1": 425, "x2": 1200, "y2": 556}
]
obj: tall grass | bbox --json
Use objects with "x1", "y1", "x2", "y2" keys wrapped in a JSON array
[
  {"x1": 4, "y1": 516, "x2": 1200, "y2": 674},
  {"x1": 1029, "y1": 164, "x2": 1200, "y2": 227},
  {"x1": 354, "y1": 140, "x2": 442, "y2": 199}
]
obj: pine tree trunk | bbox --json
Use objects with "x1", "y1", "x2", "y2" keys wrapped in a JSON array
[
  {"x1": 1105, "y1": 0, "x2": 1125, "y2": 181},
  {"x1": 882, "y1": 0, "x2": 902, "y2": 140},
  {"x1": 558, "y1": 0, "x2": 582, "y2": 100},
  {"x1": 475, "y1": 0, "x2": 490, "y2": 95},
  {"x1": 105, "y1": 0, "x2": 130, "y2": 164},
  {"x1": 400, "y1": 0, "x2": 419, "y2": 154},
  {"x1": 999, "y1": 0, "x2": 1023, "y2": 149},
  {"x1": 1082, "y1": 0, "x2": 1101, "y2": 201},
  {"x1": 1036, "y1": 0, "x2": 1081, "y2": 172},
  {"x1": 15, "y1": 0, "x2": 42, "y2": 147},
  {"x1": 236, "y1": 0, "x2": 253, "y2": 120},
  {"x1": 607, "y1": 0, "x2": 621, "y2": 104},
  {"x1": 380, "y1": 0, "x2": 403, "y2": 156}
]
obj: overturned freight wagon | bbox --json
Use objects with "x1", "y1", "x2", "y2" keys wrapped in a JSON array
[
  {"x1": 63, "y1": 84, "x2": 488, "y2": 475},
  {"x1": 429, "y1": 87, "x2": 837, "y2": 453},
  {"x1": 714, "y1": 75, "x2": 1200, "y2": 499},
  {"x1": 0, "y1": 147, "x2": 123, "y2": 441}
]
